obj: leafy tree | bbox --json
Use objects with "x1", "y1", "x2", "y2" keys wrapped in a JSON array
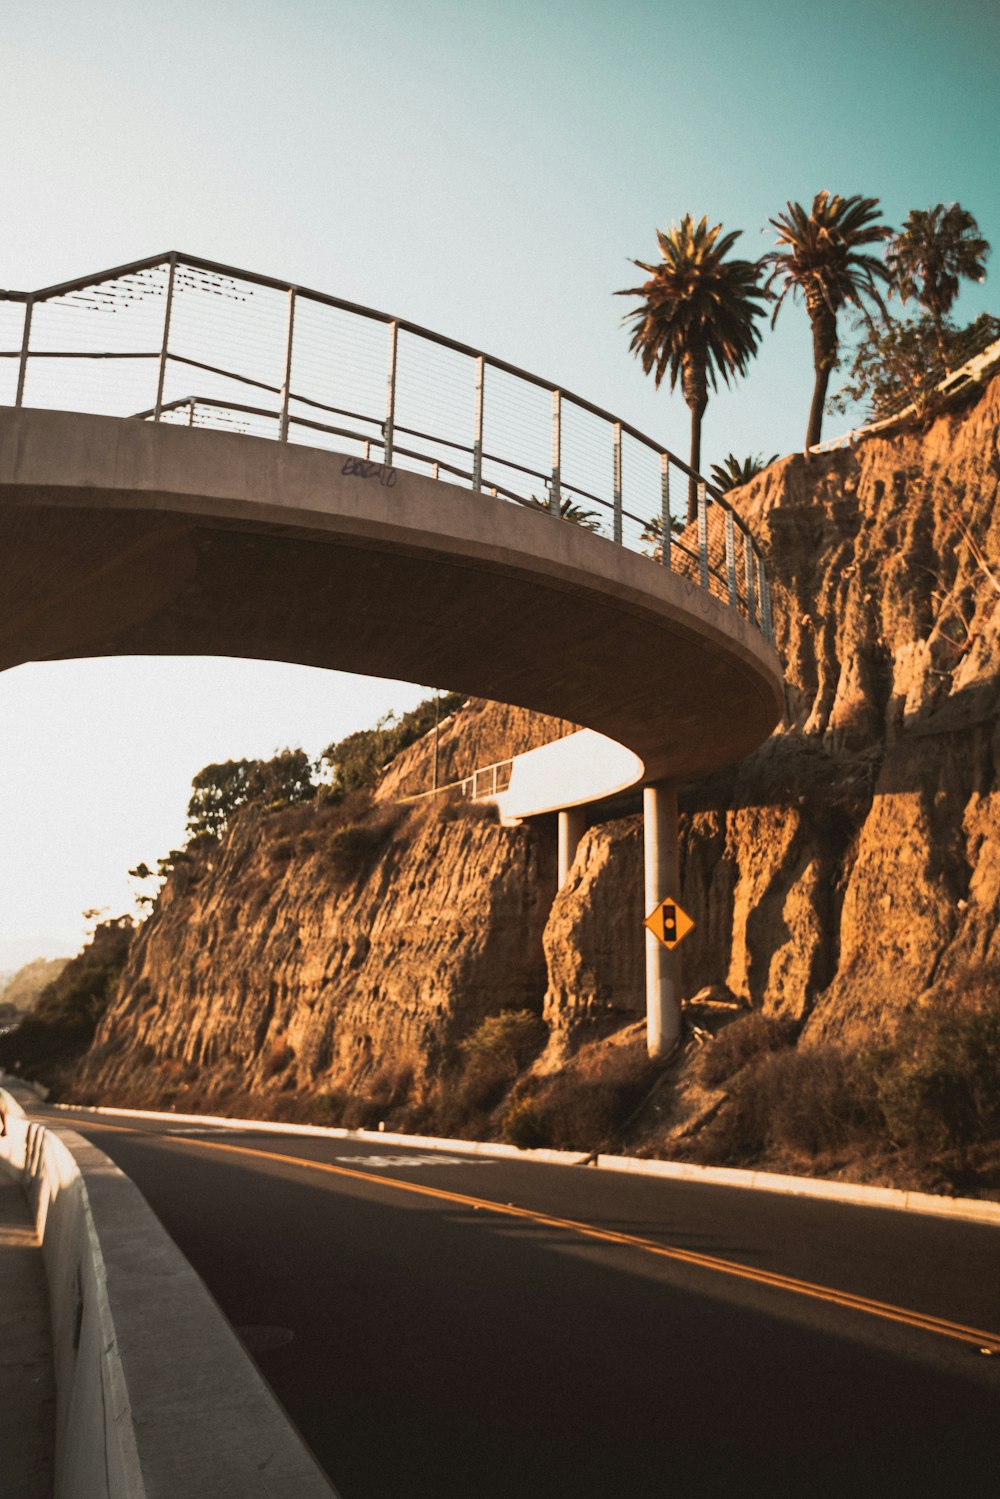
[
  {"x1": 249, "y1": 747, "x2": 316, "y2": 809},
  {"x1": 321, "y1": 717, "x2": 398, "y2": 798},
  {"x1": 185, "y1": 748, "x2": 316, "y2": 841},
  {"x1": 186, "y1": 759, "x2": 254, "y2": 840},
  {"x1": 763, "y1": 191, "x2": 892, "y2": 449},
  {"x1": 321, "y1": 692, "x2": 465, "y2": 796},
  {"x1": 830, "y1": 310, "x2": 1000, "y2": 423},
  {"x1": 618, "y1": 215, "x2": 768, "y2": 522},
  {"x1": 886, "y1": 204, "x2": 990, "y2": 368},
  {"x1": 709, "y1": 452, "x2": 779, "y2": 492}
]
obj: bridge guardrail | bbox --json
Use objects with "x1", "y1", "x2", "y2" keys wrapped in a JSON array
[{"x1": 0, "y1": 251, "x2": 773, "y2": 642}]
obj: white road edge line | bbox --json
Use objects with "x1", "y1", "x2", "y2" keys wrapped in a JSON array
[{"x1": 46, "y1": 1101, "x2": 1000, "y2": 1230}]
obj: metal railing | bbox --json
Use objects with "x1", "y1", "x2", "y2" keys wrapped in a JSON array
[
  {"x1": 403, "y1": 755, "x2": 515, "y2": 805},
  {"x1": 0, "y1": 251, "x2": 774, "y2": 641}
]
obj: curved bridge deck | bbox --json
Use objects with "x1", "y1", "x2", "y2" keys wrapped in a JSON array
[{"x1": 0, "y1": 406, "x2": 782, "y2": 785}]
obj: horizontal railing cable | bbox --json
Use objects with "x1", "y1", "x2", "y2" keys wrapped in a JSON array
[{"x1": 1, "y1": 252, "x2": 775, "y2": 641}]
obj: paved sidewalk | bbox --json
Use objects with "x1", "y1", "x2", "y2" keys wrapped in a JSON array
[{"x1": 0, "y1": 1166, "x2": 54, "y2": 1499}]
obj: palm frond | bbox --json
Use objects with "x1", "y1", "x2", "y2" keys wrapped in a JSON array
[{"x1": 617, "y1": 214, "x2": 769, "y2": 396}]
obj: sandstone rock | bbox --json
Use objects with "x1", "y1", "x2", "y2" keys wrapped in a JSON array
[
  {"x1": 83, "y1": 800, "x2": 556, "y2": 1097},
  {"x1": 79, "y1": 376, "x2": 1000, "y2": 1099}
]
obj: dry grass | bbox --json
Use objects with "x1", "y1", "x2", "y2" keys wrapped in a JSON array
[
  {"x1": 502, "y1": 1033, "x2": 657, "y2": 1153},
  {"x1": 697, "y1": 1012, "x2": 798, "y2": 1087}
]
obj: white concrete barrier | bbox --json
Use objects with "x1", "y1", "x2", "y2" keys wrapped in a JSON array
[{"x1": 0, "y1": 1083, "x2": 338, "y2": 1499}]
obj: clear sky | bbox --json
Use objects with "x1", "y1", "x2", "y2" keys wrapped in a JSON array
[{"x1": 1, "y1": 0, "x2": 997, "y2": 966}]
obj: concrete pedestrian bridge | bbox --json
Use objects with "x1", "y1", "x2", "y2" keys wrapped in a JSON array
[
  {"x1": 0, "y1": 252, "x2": 785, "y2": 1053},
  {"x1": 0, "y1": 405, "x2": 780, "y2": 785}
]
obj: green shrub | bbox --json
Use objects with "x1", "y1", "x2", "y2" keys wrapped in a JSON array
[
  {"x1": 309, "y1": 1090, "x2": 348, "y2": 1126},
  {"x1": 438, "y1": 797, "x2": 500, "y2": 825},
  {"x1": 872, "y1": 969, "x2": 1000, "y2": 1158},
  {"x1": 535, "y1": 1045, "x2": 657, "y2": 1152},
  {"x1": 417, "y1": 1011, "x2": 546, "y2": 1138},
  {"x1": 459, "y1": 1010, "x2": 546, "y2": 1072},
  {"x1": 503, "y1": 1098, "x2": 552, "y2": 1149},
  {"x1": 698, "y1": 1012, "x2": 798, "y2": 1087},
  {"x1": 694, "y1": 1044, "x2": 880, "y2": 1164},
  {"x1": 325, "y1": 807, "x2": 403, "y2": 886}
]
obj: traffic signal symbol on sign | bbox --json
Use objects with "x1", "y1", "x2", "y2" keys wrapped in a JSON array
[{"x1": 644, "y1": 898, "x2": 695, "y2": 950}]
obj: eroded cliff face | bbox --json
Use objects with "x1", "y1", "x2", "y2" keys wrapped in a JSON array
[
  {"x1": 81, "y1": 378, "x2": 1000, "y2": 1104},
  {"x1": 546, "y1": 379, "x2": 1000, "y2": 1045},
  {"x1": 84, "y1": 801, "x2": 556, "y2": 1099},
  {"x1": 374, "y1": 699, "x2": 578, "y2": 802}
]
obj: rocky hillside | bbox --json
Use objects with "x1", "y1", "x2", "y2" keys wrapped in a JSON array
[
  {"x1": 75, "y1": 378, "x2": 999, "y2": 1164},
  {"x1": 0, "y1": 956, "x2": 70, "y2": 1027}
]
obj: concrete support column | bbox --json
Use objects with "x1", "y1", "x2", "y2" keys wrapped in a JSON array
[
  {"x1": 643, "y1": 780, "x2": 682, "y2": 1059},
  {"x1": 557, "y1": 806, "x2": 587, "y2": 887}
]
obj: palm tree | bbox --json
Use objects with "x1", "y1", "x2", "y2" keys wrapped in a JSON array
[
  {"x1": 525, "y1": 492, "x2": 601, "y2": 531},
  {"x1": 762, "y1": 192, "x2": 892, "y2": 450},
  {"x1": 886, "y1": 204, "x2": 991, "y2": 369},
  {"x1": 709, "y1": 452, "x2": 779, "y2": 493},
  {"x1": 640, "y1": 511, "x2": 685, "y2": 561},
  {"x1": 618, "y1": 215, "x2": 767, "y2": 522}
]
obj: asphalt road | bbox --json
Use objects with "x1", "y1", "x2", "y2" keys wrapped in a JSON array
[{"x1": 47, "y1": 1107, "x2": 1000, "y2": 1499}]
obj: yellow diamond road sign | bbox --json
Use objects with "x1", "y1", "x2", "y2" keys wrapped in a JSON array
[{"x1": 644, "y1": 898, "x2": 695, "y2": 951}]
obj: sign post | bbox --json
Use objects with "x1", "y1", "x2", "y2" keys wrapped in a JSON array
[{"x1": 643, "y1": 781, "x2": 686, "y2": 1059}]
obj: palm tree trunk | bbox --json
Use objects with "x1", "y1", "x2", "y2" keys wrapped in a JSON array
[
  {"x1": 932, "y1": 312, "x2": 951, "y2": 376},
  {"x1": 682, "y1": 354, "x2": 708, "y2": 524},
  {"x1": 805, "y1": 365, "x2": 832, "y2": 450},
  {"x1": 688, "y1": 404, "x2": 703, "y2": 524},
  {"x1": 806, "y1": 303, "x2": 838, "y2": 450}
]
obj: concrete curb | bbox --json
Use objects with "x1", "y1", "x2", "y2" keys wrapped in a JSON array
[
  {"x1": 1, "y1": 1084, "x2": 339, "y2": 1498},
  {"x1": 57, "y1": 1100, "x2": 1000, "y2": 1230}
]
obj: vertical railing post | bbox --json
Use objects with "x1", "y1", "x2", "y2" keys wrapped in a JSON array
[
  {"x1": 15, "y1": 297, "x2": 34, "y2": 408},
  {"x1": 745, "y1": 533, "x2": 757, "y2": 625},
  {"x1": 550, "y1": 389, "x2": 562, "y2": 515},
  {"x1": 762, "y1": 573, "x2": 773, "y2": 642},
  {"x1": 724, "y1": 508, "x2": 737, "y2": 606},
  {"x1": 187, "y1": 400, "x2": 195, "y2": 427},
  {"x1": 697, "y1": 481, "x2": 709, "y2": 591},
  {"x1": 153, "y1": 254, "x2": 178, "y2": 422},
  {"x1": 472, "y1": 355, "x2": 484, "y2": 491},
  {"x1": 612, "y1": 421, "x2": 622, "y2": 544},
  {"x1": 384, "y1": 319, "x2": 398, "y2": 467},
  {"x1": 757, "y1": 554, "x2": 767, "y2": 634},
  {"x1": 660, "y1": 453, "x2": 671, "y2": 569},
  {"x1": 279, "y1": 287, "x2": 296, "y2": 441}
]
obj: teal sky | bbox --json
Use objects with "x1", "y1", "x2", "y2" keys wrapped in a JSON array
[{"x1": 1, "y1": 0, "x2": 997, "y2": 963}]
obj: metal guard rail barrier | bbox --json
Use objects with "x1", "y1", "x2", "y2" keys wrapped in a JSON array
[{"x1": 0, "y1": 251, "x2": 774, "y2": 641}]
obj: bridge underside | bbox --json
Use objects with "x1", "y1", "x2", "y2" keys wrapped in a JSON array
[{"x1": 0, "y1": 408, "x2": 783, "y2": 787}]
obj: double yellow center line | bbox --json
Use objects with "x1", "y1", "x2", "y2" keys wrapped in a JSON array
[{"x1": 92, "y1": 1120, "x2": 1000, "y2": 1354}]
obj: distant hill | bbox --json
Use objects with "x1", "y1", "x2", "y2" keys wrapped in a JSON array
[{"x1": 0, "y1": 956, "x2": 71, "y2": 1024}]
